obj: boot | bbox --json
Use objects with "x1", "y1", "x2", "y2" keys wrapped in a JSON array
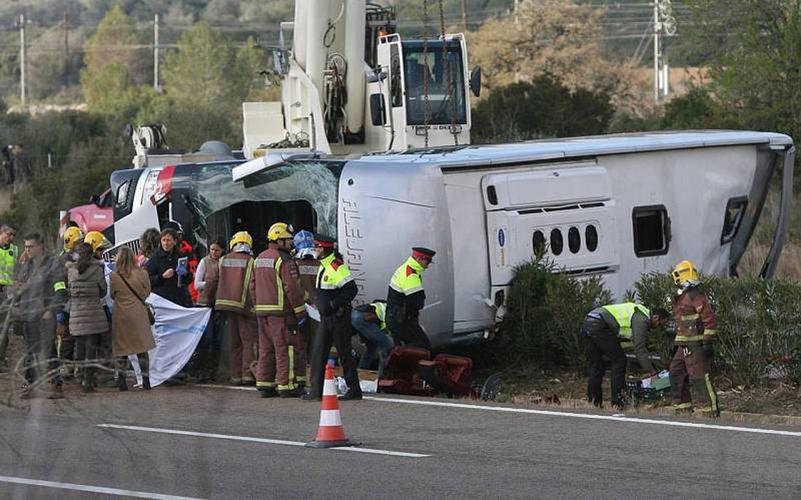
[
  {"x1": 337, "y1": 389, "x2": 363, "y2": 401},
  {"x1": 142, "y1": 375, "x2": 151, "y2": 390},
  {"x1": 278, "y1": 389, "x2": 294, "y2": 398},
  {"x1": 117, "y1": 372, "x2": 128, "y2": 391},
  {"x1": 259, "y1": 387, "x2": 277, "y2": 398}
]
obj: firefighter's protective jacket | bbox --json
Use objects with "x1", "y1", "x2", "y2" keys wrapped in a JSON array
[
  {"x1": 252, "y1": 245, "x2": 306, "y2": 318},
  {"x1": 674, "y1": 286, "x2": 717, "y2": 344},
  {"x1": 213, "y1": 252, "x2": 254, "y2": 314},
  {"x1": 295, "y1": 256, "x2": 319, "y2": 305}
]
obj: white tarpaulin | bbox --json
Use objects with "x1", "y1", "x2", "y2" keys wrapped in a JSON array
[{"x1": 143, "y1": 294, "x2": 211, "y2": 387}]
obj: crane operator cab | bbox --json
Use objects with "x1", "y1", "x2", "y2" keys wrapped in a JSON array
[{"x1": 369, "y1": 34, "x2": 480, "y2": 151}]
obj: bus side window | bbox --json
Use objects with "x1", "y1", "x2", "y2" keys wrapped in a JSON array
[{"x1": 390, "y1": 45, "x2": 403, "y2": 108}]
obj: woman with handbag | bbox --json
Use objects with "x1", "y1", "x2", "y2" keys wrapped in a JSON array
[
  {"x1": 66, "y1": 242, "x2": 109, "y2": 393},
  {"x1": 110, "y1": 246, "x2": 155, "y2": 390}
]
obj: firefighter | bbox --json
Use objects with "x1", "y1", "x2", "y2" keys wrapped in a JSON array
[
  {"x1": 251, "y1": 223, "x2": 307, "y2": 398},
  {"x1": 386, "y1": 247, "x2": 436, "y2": 349},
  {"x1": 293, "y1": 229, "x2": 319, "y2": 391},
  {"x1": 214, "y1": 231, "x2": 257, "y2": 386},
  {"x1": 54, "y1": 226, "x2": 85, "y2": 382},
  {"x1": 0, "y1": 224, "x2": 19, "y2": 372},
  {"x1": 583, "y1": 302, "x2": 670, "y2": 409},
  {"x1": 303, "y1": 235, "x2": 361, "y2": 401},
  {"x1": 670, "y1": 260, "x2": 720, "y2": 416}
]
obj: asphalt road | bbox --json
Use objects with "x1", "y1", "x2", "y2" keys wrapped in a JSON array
[{"x1": 1, "y1": 384, "x2": 800, "y2": 499}]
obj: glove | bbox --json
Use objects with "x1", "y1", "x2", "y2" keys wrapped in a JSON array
[
  {"x1": 176, "y1": 263, "x2": 187, "y2": 277},
  {"x1": 297, "y1": 316, "x2": 306, "y2": 327},
  {"x1": 56, "y1": 312, "x2": 67, "y2": 325},
  {"x1": 702, "y1": 342, "x2": 714, "y2": 360}
]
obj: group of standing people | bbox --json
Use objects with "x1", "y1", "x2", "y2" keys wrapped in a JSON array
[
  {"x1": 195, "y1": 222, "x2": 437, "y2": 402},
  {"x1": 0, "y1": 223, "x2": 156, "y2": 398}
]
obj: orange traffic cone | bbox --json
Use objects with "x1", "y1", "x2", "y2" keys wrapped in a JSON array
[{"x1": 306, "y1": 360, "x2": 356, "y2": 448}]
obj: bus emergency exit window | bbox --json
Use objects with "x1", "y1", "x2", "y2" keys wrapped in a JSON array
[
  {"x1": 721, "y1": 196, "x2": 748, "y2": 244},
  {"x1": 632, "y1": 205, "x2": 670, "y2": 257}
]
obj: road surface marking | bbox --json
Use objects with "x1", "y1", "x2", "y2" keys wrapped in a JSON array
[
  {"x1": 363, "y1": 396, "x2": 801, "y2": 438},
  {"x1": 0, "y1": 475, "x2": 201, "y2": 500},
  {"x1": 97, "y1": 424, "x2": 429, "y2": 458},
  {"x1": 195, "y1": 383, "x2": 801, "y2": 438}
]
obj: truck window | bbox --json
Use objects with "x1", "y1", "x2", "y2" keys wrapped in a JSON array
[
  {"x1": 403, "y1": 42, "x2": 466, "y2": 126},
  {"x1": 390, "y1": 44, "x2": 403, "y2": 108},
  {"x1": 632, "y1": 205, "x2": 670, "y2": 257}
]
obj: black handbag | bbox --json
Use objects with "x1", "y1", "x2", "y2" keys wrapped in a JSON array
[{"x1": 119, "y1": 274, "x2": 155, "y2": 325}]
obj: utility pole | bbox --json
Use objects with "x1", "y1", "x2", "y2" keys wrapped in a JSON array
[
  {"x1": 514, "y1": 0, "x2": 520, "y2": 83},
  {"x1": 64, "y1": 9, "x2": 69, "y2": 88},
  {"x1": 19, "y1": 13, "x2": 26, "y2": 107},
  {"x1": 653, "y1": 0, "x2": 677, "y2": 102},
  {"x1": 461, "y1": 0, "x2": 467, "y2": 33},
  {"x1": 153, "y1": 13, "x2": 160, "y2": 91}
]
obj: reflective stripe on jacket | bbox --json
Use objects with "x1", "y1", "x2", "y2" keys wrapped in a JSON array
[
  {"x1": 316, "y1": 253, "x2": 354, "y2": 290},
  {"x1": 214, "y1": 252, "x2": 254, "y2": 313},
  {"x1": 602, "y1": 303, "x2": 651, "y2": 340},
  {"x1": 252, "y1": 245, "x2": 306, "y2": 317},
  {"x1": 0, "y1": 243, "x2": 17, "y2": 285},
  {"x1": 295, "y1": 257, "x2": 319, "y2": 304}
]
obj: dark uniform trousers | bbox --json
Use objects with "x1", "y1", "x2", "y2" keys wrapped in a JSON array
[
  {"x1": 669, "y1": 344, "x2": 719, "y2": 413},
  {"x1": 386, "y1": 306, "x2": 431, "y2": 349},
  {"x1": 308, "y1": 309, "x2": 359, "y2": 398},
  {"x1": 583, "y1": 315, "x2": 626, "y2": 407},
  {"x1": 22, "y1": 316, "x2": 58, "y2": 385}
]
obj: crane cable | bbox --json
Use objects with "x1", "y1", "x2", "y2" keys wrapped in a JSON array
[
  {"x1": 422, "y1": 0, "x2": 430, "y2": 148},
  {"x1": 438, "y1": 0, "x2": 458, "y2": 145}
]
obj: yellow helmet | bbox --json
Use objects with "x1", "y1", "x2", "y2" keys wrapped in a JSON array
[
  {"x1": 84, "y1": 231, "x2": 109, "y2": 253},
  {"x1": 63, "y1": 227, "x2": 85, "y2": 251},
  {"x1": 672, "y1": 259, "x2": 699, "y2": 286},
  {"x1": 267, "y1": 222, "x2": 293, "y2": 242},
  {"x1": 229, "y1": 231, "x2": 253, "y2": 250}
]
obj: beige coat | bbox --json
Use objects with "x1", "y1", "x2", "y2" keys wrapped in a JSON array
[{"x1": 110, "y1": 267, "x2": 156, "y2": 356}]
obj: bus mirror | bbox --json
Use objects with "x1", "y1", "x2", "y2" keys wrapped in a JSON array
[
  {"x1": 470, "y1": 66, "x2": 482, "y2": 98},
  {"x1": 370, "y1": 94, "x2": 386, "y2": 126}
]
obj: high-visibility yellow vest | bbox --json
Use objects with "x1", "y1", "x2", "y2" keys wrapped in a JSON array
[
  {"x1": 389, "y1": 256, "x2": 424, "y2": 295},
  {"x1": 316, "y1": 253, "x2": 354, "y2": 290},
  {"x1": 0, "y1": 244, "x2": 17, "y2": 286},
  {"x1": 371, "y1": 301, "x2": 387, "y2": 332},
  {"x1": 602, "y1": 303, "x2": 651, "y2": 340}
]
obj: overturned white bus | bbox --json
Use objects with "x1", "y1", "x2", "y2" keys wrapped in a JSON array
[{"x1": 109, "y1": 130, "x2": 794, "y2": 346}]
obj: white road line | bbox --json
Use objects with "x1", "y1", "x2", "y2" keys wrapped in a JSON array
[
  {"x1": 195, "y1": 383, "x2": 801, "y2": 438},
  {"x1": 363, "y1": 396, "x2": 801, "y2": 438},
  {"x1": 97, "y1": 424, "x2": 429, "y2": 458},
  {"x1": 0, "y1": 475, "x2": 202, "y2": 500}
]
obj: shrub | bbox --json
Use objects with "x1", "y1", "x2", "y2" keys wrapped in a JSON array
[
  {"x1": 630, "y1": 272, "x2": 801, "y2": 387},
  {"x1": 498, "y1": 259, "x2": 611, "y2": 369}
]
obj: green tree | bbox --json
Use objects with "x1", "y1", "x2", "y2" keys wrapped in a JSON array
[
  {"x1": 82, "y1": 5, "x2": 150, "y2": 85},
  {"x1": 684, "y1": 0, "x2": 801, "y2": 139},
  {"x1": 471, "y1": 75, "x2": 614, "y2": 143}
]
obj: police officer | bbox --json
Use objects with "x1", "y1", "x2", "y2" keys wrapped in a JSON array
[
  {"x1": 670, "y1": 259, "x2": 720, "y2": 416},
  {"x1": 252, "y1": 223, "x2": 307, "y2": 398},
  {"x1": 303, "y1": 235, "x2": 361, "y2": 401},
  {"x1": 293, "y1": 229, "x2": 319, "y2": 392},
  {"x1": 0, "y1": 224, "x2": 18, "y2": 372},
  {"x1": 214, "y1": 231, "x2": 258, "y2": 386},
  {"x1": 583, "y1": 302, "x2": 669, "y2": 409},
  {"x1": 386, "y1": 247, "x2": 435, "y2": 349}
]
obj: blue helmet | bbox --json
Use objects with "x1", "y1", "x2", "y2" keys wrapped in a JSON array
[{"x1": 293, "y1": 230, "x2": 315, "y2": 250}]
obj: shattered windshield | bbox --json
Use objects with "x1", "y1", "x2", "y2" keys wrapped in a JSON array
[{"x1": 191, "y1": 160, "x2": 343, "y2": 242}]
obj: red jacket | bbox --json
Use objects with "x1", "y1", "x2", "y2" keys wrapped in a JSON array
[
  {"x1": 295, "y1": 256, "x2": 319, "y2": 304},
  {"x1": 674, "y1": 286, "x2": 717, "y2": 344},
  {"x1": 251, "y1": 244, "x2": 307, "y2": 318},
  {"x1": 213, "y1": 252, "x2": 254, "y2": 314},
  {"x1": 180, "y1": 240, "x2": 199, "y2": 303}
]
